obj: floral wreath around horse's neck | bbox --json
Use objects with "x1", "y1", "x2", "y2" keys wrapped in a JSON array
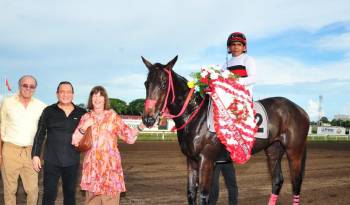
[
  {"x1": 188, "y1": 65, "x2": 257, "y2": 164},
  {"x1": 187, "y1": 65, "x2": 252, "y2": 122},
  {"x1": 187, "y1": 65, "x2": 239, "y2": 96}
]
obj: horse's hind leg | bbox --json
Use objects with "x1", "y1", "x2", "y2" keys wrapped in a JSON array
[
  {"x1": 265, "y1": 141, "x2": 285, "y2": 205},
  {"x1": 187, "y1": 158, "x2": 199, "y2": 205},
  {"x1": 286, "y1": 144, "x2": 307, "y2": 205}
]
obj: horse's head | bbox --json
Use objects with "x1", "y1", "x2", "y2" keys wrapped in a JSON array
[{"x1": 141, "y1": 56, "x2": 178, "y2": 127}]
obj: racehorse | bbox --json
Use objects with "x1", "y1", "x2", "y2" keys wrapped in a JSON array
[{"x1": 141, "y1": 56, "x2": 309, "y2": 205}]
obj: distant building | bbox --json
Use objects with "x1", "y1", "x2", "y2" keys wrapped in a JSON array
[{"x1": 334, "y1": 114, "x2": 350, "y2": 121}]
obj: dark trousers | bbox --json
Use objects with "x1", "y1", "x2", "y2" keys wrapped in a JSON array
[
  {"x1": 42, "y1": 161, "x2": 79, "y2": 205},
  {"x1": 208, "y1": 162, "x2": 238, "y2": 205}
]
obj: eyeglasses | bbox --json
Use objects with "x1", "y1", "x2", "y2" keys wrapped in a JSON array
[{"x1": 21, "y1": 84, "x2": 36, "y2": 90}]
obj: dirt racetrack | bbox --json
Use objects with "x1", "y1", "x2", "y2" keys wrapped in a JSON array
[{"x1": 1, "y1": 141, "x2": 349, "y2": 205}]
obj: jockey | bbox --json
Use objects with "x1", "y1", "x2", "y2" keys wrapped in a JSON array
[
  {"x1": 208, "y1": 32, "x2": 256, "y2": 205},
  {"x1": 224, "y1": 32, "x2": 257, "y2": 96},
  {"x1": 208, "y1": 32, "x2": 257, "y2": 132}
]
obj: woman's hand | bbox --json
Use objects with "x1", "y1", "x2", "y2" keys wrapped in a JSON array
[
  {"x1": 82, "y1": 117, "x2": 94, "y2": 131},
  {"x1": 72, "y1": 134, "x2": 83, "y2": 147},
  {"x1": 137, "y1": 122, "x2": 146, "y2": 131}
]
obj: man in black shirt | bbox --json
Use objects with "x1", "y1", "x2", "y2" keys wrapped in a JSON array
[{"x1": 31, "y1": 81, "x2": 86, "y2": 205}]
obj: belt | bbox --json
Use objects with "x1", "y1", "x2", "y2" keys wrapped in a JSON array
[
  {"x1": 215, "y1": 161, "x2": 232, "y2": 165},
  {"x1": 4, "y1": 142, "x2": 32, "y2": 157},
  {"x1": 4, "y1": 142, "x2": 32, "y2": 149}
]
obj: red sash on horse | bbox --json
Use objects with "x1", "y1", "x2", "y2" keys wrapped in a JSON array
[{"x1": 209, "y1": 77, "x2": 257, "y2": 164}]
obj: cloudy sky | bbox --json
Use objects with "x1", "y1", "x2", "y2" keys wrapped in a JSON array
[{"x1": 0, "y1": 0, "x2": 349, "y2": 121}]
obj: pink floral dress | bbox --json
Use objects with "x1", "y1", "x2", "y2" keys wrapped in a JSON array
[{"x1": 72, "y1": 109, "x2": 138, "y2": 196}]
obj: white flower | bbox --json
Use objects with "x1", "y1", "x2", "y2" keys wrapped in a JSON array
[
  {"x1": 213, "y1": 64, "x2": 222, "y2": 71},
  {"x1": 237, "y1": 103, "x2": 244, "y2": 110},
  {"x1": 210, "y1": 72, "x2": 219, "y2": 80},
  {"x1": 227, "y1": 137, "x2": 238, "y2": 145},
  {"x1": 222, "y1": 70, "x2": 231, "y2": 79},
  {"x1": 195, "y1": 85, "x2": 201, "y2": 92},
  {"x1": 200, "y1": 70, "x2": 208, "y2": 78},
  {"x1": 207, "y1": 68, "x2": 215, "y2": 74}
]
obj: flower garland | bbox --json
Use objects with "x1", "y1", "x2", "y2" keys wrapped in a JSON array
[
  {"x1": 187, "y1": 65, "x2": 251, "y2": 122},
  {"x1": 188, "y1": 65, "x2": 257, "y2": 164},
  {"x1": 187, "y1": 65, "x2": 239, "y2": 97}
]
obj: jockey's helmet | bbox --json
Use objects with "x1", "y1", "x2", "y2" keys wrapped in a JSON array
[{"x1": 227, "y1": 32, "x2": 247, "y2": 47}]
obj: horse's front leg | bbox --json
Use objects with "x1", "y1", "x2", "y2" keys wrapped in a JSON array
[
  {"x1": 198, "y1": 156, "x2": 215, "y2": 205},
  {"x1": 187, "y1": 158, "x2": 199, "y2": 205}
]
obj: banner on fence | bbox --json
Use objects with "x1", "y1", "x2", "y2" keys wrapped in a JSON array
[{"x1": 317, "y1": 126, "x2": 346, "y2": 135}]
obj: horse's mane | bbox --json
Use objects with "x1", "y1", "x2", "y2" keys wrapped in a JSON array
[
  {"x1": 153, "y1": 63, "x2": 164, "y2": 68},
  {"x1": 153, "y1": 64, "x2": 189, "y2": 85},
  {"x1": 152, "y1": 63, "x2": 204, "y2": 105},
  {"x1": 172, "y1": 70, "x2": 188, "y2": 84}
]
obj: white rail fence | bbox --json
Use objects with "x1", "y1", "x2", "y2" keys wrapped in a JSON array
[
  {"x1": 307, "y1": 134, "x2": 350, "y2": 141},
  {"x1": 140, "y1": 130, "x2": 350, "y2": 141}
]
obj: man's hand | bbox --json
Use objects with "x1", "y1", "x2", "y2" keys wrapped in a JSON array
[{"x1": 32, "y1": 156, "x2": 42, "y2": 172}]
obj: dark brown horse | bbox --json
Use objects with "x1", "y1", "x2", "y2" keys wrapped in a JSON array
[{"x1": 141, "y1": 56, "x2": 309, "y2": 205}]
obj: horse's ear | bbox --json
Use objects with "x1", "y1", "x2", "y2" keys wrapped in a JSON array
[
  {"x1": 166, "y1": 55, "x2": 178, "y2": 70},
  {"x1": 141, "y1": 56, "x2": 153, "y2": 70}
]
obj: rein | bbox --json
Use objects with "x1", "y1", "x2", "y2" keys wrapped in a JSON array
[{"x1": 145, "y1": 68, "x2": 205, "y2": 131}]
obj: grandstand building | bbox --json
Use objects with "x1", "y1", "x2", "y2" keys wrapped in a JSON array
[{"x1": 334, "y1": 114, "x2": 350, "y2": 121}]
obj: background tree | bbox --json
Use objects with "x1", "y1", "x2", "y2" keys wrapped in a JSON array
[
  {"x1": 109, "y1": 98, "x2": 128, "y2": 114},
  {"x1": 331, "y1": 119, "x2": 350, "y2": 128},
  {"x1": 344, "y1": 120, "x2": 350, "y2": 128},
  {"x1": 331, "y1": 119, "x2": 342, "y2": 127},
  {"x1": 77, "y1": 103, "x2": 86, "y2": 109},
  {"x1": 310, "y1": 121, "x2": 317, "y2": 125},
  {"x1": 320, "y1": 116, "x2": 329, "y2": 123},
  {"x1": 127, "y1": 98, "x2": 145, "y2": 115}
]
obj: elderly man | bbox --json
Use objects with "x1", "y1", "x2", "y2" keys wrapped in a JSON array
[{"x1": 0, "y1": 75, "x2": 46, "y2": 205}]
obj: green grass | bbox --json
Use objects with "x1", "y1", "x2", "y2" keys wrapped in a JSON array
[{"x1": 136, "y1": 132, "x2": 178, "y2": 141}]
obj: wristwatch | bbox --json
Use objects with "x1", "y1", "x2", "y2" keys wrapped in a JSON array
[
  {"x1": 137, "y1": 125, "x2": 143, "y2": 131},
  {"x1": 79, "y1": 128, "x2": 86, "y2": 135}
]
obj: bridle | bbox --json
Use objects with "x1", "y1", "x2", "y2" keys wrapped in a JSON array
[{"x1": 144, "y1": 68, "x2": 206, "y2": 131}]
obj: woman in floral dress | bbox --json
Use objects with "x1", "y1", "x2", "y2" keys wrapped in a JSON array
[{"x1": 72, "y1": 86, "x2": 145, "y2": 205}]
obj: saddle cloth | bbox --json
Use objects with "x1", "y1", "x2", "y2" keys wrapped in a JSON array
[{"x1": 253, "y1": 101, "x2": 269, "y2": 139}]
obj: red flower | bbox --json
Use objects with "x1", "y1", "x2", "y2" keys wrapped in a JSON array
[{"x1": 200, "y1": 77, "x2": 209, "y2": 84}]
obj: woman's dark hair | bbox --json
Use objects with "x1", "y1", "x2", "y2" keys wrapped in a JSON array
[
  {"x1": 87, "y1": 86, "x2": 110, "y2": 110},
  {"x1": 56, "y1": 81, "x2": 74, "y2": 93}
]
